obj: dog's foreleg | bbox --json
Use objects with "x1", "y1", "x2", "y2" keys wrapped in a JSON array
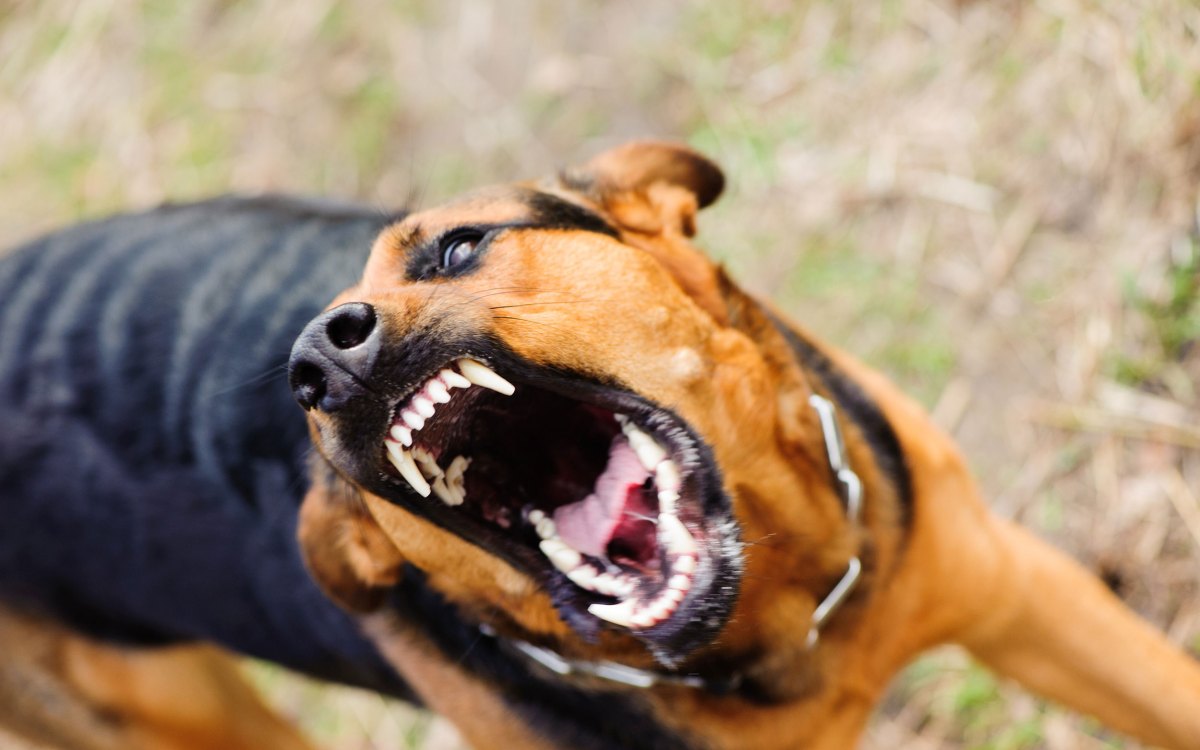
[
  {"x1": 957, "y1": 517, "x2": 1200, "y2": 749},
  {"x1": 62, "y1": 639, "x2": 316, "y2": 750}
]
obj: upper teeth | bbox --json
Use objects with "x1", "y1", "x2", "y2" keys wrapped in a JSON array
[
  {"x1": 458, "y1": 358, "x2": 516, "y2": 395},
  {"x1": 383, "y1": 358, "x2": 511, "y2": 501},
  {"x1": 622, "y1": 420, "x2": 667, "y2": 470},
  {"x1": 385, "y1": 441, "x2": 430, "y2": 497},
  {"x1": 382, "y1": 363, "x2": 700, "y2": 632}
]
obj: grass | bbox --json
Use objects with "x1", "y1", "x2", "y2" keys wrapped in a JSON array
[{"x1": 3, "y1": 0, "x2": 1200, "y2": 747}]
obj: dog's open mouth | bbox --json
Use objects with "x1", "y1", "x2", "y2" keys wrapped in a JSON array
[{"x1": 375, "y1": 356, "x2": 737, "y2": 641}]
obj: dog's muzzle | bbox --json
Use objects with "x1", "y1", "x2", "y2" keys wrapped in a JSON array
[{"x1": 289, "y1": 301, "x2": 381, "y2": 412}]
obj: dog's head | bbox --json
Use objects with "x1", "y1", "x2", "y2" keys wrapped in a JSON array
[{"x1": 290, "y1": 142, "x2": 860, "y2": 677}]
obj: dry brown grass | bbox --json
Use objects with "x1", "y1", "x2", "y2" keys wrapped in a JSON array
[{"x1": 3, "y1": 0, "x2": 1200, "y2": 747}]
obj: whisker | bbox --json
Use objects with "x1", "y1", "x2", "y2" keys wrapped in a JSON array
[
  {"x1": 487, "y1": 300, "x2": 591, "y2": 311},
  {"x1": 203, "y1": 365, "x2": 289, "y2": 398},
  {"x1": 491, "y1": 314, "x2": 568, "y2": 333},
  {"x1": 467, "y1": 287, "x2": 571, "y2": 302}
]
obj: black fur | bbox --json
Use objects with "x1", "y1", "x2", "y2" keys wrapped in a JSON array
[
  {"x1": 523, "y1": 190, "x2": 619, "y2": 238},
  {"x1": 391, "y1": 567, "x2": 699, "y2": 750},
  {"x1": 0, "y1": 196, "x2": 412, "y2": 696},
  {"x1": 763, "y1": 311, "x2": 914, "y2": 528}
]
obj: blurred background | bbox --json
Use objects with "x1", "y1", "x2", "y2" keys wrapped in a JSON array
[{"x1": 3, "y1": 0, "x2": 1200, "y2": 747}]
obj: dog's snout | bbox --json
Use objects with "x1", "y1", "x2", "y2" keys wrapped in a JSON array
[{"x1": 289, "y1": 302, "x2": 380, "y2": 412}]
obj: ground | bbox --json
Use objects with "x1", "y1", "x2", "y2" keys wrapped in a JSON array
[{"x1": 2, "y1": 1, "x2": 1199, "y2": 747}]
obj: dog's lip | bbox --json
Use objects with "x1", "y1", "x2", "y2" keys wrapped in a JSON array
[{"x1": 368, "y1": 352, "x2": 741, "y2": 654}]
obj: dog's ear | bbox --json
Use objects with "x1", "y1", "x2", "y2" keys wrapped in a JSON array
[
  {"x1": 298, "y1": 472, "x2": 405, "y2": 614},
  {"x1": 559, "y1": 141, "x2": 730, "y2": 322},
  {"x1": 562, "y1": 141, "x2": 724, "y2": 238}
]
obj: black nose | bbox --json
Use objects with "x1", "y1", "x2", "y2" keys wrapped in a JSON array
[{"x1": 289, "y1": 302, "x2": 380, "y2": 412}]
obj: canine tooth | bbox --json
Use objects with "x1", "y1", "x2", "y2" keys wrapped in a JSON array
[
  {"x1": 614, "y1": 413, "x2": 630, "y2": 427},
  {"x1": 659, "y1": 514, "x2": 697, "y2": 555},
  {"x1": 458, "y1": 358, "x2": 516, "y2": 396},
  {"x1": 431, "y1": 477, "x2": 463, "y2": 506},
  {"x1": 669, "y1": 574, "x2": 691, "y2": 591},
  {"x1": 426, "y1": 380, "x2": 451, "y2": 403},
  {"x1": 624, "y1": 425, "x2": 667, "y2": 470},
  {"x1": 655, "y1": 460, "x2": 682, "y2": 493},
  {"x1": 385, "y1": 443, "x2": 431, "y2": 497},
  {"x1": 413, "y1": 395, "x2": 436, "y2": 418},
  {"x1": 527, "y1": 508, "x2": 546, "y2": 525},
  {"x1": 673, "y1": 555, "x2": 697, "y2": 576},
  {"x1": 657, "y1": 490, "x2": 679, "y2": 515},
  {"x1": 440, "y1": 368, "x2": 471, "y2": 389},
  {"x1": 390, "y1": 424, "x2": 413, "y2": 447},
  {"x1": 401, "y1": 409, "x2": 425, "y2": 431},
  {"x1": 588, "y1": 599, "x2": 638, "y2": 628},
  {"x1": 539, "y1": 539, "x2": 582, "y2": 572}
]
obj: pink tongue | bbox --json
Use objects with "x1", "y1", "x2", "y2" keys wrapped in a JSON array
[{"x1": 553, "y1": 438, "x2": 650, "y2": 557}]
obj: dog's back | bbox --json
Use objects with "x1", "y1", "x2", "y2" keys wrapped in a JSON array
[{"x1": 0, "y1": 196, "x2": 406, "y2": 694}]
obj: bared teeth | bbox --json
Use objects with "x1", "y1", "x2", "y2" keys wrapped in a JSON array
[
  {"x1": 623, "y1": 422, "x2": 667, "y2": 471},
  {"x1": 608, "y1": 574, "x2": 635, "y2": 597},
  {"x1": 426, "y1": 380, "x2": 451, "y2": 403},
  {"x1": 385, "y1": 441, "x2": 430, "y2": 497},
  {"x1": 383, "y1": 360, "x2": 509, "y2": 500},
  {"x1": 674, "y1": 554, "x2": 697, "y2": 576},
  {"x1": 440, "y1": 368, "x2": 471, "y2": 389},
  {"x1": 535, "y1": 516, "x2": 557, "y2": 540},
  {"x1": 655, "y1": 459, "x2": 681, "y2": 494},
  {"x1": 431, "y1": 477, "x2": 461, "y2": 506},
  {"x1": 668, "y1": 573, "x2": 691, "y2": 591},
  {"x1": 457, "y1": 358, "x2": 515, "y2": 396},
  {"x1": 630, "y1": 610, "x2": 657, "y2": 629},
  {"x1": 539, "y1": 539, "x2": 582, "y2": 572},
  {"x1": 413, "y1": 448, "x2": 470, "y2": 507},
  {"x1": 411, "y1": 447, "x2": 444, "y2": 480},
  {"x1": 390, "y1": 424, "x2": 413, "y2": 447},
  {"x1": 382, "y1": 366, "x2": 702, "y2": 634},
  {"x1": 658, "y1": 514, "x2": 697, "y2": 556},
  {"x1": 401, "y1": 409, "x2": 425, "y2": 431},
  {"x1": 588, "y1": 599, "x2": 637, "y2": 628},
  {"x1": 444, "y1": 455, "x2": 470, "y2": 501},
  {"x1": 566, "y1": 565, "x2": 599, "y2": 589},
  {"x1": 412, "y1": 395, "x2": 436, "y2": 419},
  {"x1": 591, "y1": 572, "x2": 625, "y2": 597}
]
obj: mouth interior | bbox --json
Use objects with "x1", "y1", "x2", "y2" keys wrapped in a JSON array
[{"x1": 381, "y1": 360, "x2": 703, "y2": 631}]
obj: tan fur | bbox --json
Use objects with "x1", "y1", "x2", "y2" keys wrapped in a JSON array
[
  {"x1": 301, "y1": 141, "x2": 1200, "y2": 748},
  {"x1": 0, "y1": 608, "x2": 313, "y2": 750}
]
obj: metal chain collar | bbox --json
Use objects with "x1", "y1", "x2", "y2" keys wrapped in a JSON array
[{"x1": 484, "y1": 392, "x2": 865, "y2": 690}]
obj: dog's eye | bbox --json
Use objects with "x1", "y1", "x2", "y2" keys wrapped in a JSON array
[{"x1": 441, "y1": 232, "x2": 483, "y2": 269}]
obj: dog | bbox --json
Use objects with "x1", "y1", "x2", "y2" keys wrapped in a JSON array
[{"x1": 3, "y1": 142, "x2": 1200, "y2": 749}]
